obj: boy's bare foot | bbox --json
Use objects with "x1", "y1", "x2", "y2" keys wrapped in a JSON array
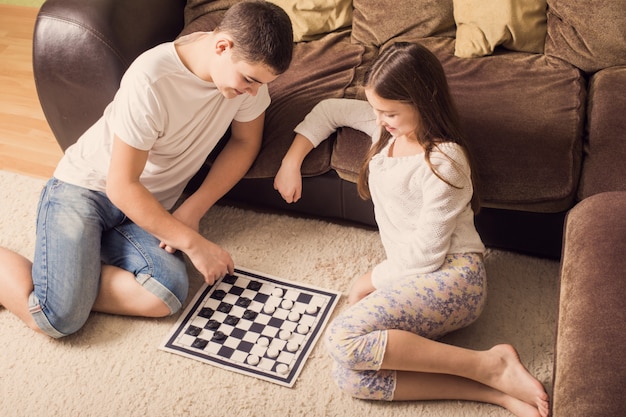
[{"x1": 486, "y1": 344, "x2": 550, "y2": 417}]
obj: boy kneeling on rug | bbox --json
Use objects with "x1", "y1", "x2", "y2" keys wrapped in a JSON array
[{"x1": 0, "y1": 1, "x2": 293, "y2": 338}]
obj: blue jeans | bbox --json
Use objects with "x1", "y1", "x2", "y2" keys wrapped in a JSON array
[{"x1": 29, "y1": 178, "x2": 188, "y2": 338}]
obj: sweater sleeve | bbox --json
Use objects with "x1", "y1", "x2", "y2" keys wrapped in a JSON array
[{"x1": 294, "y1": 98, "x2": 378, "y2": 147}]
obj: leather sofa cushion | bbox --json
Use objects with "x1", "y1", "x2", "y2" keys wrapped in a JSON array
[
  {"x1": 545, "y1": 0, "x2": 626, "y2": 73},
  {"x1": 578, "y1": 67, "x2": 626, "y2": 200}
]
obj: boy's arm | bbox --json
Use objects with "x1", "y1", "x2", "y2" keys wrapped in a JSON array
[
  {"x1": 107, "y1": 135, "x2": 234, "y2": 284},
  {"x1": 171, "y1": 113, "x2": 265, "y2": 227}
]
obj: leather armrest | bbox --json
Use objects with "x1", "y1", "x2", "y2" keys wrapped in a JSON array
[{"x1": 33, "y1": 0, "x2": 187, "y2": 150}]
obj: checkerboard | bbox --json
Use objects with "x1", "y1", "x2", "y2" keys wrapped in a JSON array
[{"x1": 160, "y1": 267, "x2": 342, "y2": 387}]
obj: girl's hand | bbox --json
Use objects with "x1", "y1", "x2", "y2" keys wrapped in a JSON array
[
  {"x1": 348, "y1": 271, "x2": 375, "y2": 305},
  {"x1": 274, "y1": 133, "x2": 314, "y2": 203},
  {"x1": 274, "y1": 162, "x2": 303, "y2": 203}
]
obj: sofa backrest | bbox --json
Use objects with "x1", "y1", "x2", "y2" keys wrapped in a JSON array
[{"x1": 545, "y1": 0, "x2": 626, "y2": 73}]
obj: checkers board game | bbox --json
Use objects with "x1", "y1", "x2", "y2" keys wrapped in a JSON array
[{"x1": 160, "y1": 267, "x2": 342, "y2": 387}]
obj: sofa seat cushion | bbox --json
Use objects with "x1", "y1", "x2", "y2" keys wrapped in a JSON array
[
  {"x1": 553, "y1": 191, "x2": 626, "y2": 417},
  {"x1": 330, "y1": 127, "x2": 371, "y2": 183},
  {"x1": 578, "y1": 67, "x2": 626, "y2": 200}
]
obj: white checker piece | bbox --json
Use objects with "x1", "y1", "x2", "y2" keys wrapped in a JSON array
[{"x1": 160, "y1": 267, "x2": 341, "y2": 387}]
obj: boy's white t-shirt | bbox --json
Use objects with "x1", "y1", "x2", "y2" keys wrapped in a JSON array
[{"x1": 54, "y1": 32, "x2": 270, "y2": 210}]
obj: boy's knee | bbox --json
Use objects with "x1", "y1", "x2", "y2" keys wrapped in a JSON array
[
  {"x1": 137, "y1": 272, "x2": 186, "y2": 316},
  {"x1": 141, "y1": 297, "x2": 175, "y2": 318},
  {"x1": 43, "y1": 307, "x2": 91, "y2": 338}
]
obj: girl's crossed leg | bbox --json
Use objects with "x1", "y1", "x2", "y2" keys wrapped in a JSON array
[{"x1": 325, "y1": 253, "x2": 549, "y2": 417}]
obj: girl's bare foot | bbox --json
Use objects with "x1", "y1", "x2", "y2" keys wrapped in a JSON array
[
  {"x1": 499, "y1": 392, "x2": 547, "y2": 417},
  {"x1": 486, "y1": 344, "x2": 550, "y2": 417}
]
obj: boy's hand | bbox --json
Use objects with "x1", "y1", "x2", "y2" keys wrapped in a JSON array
[
  {"x1": 274, "y1": 162, "x2": 302, "y2": 203},
  {"x1": 186, "y1": 238, "x2": 234, "y2": 285}
]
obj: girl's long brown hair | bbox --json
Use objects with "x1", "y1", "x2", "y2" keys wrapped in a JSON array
[{"x1": 356, "y1": 42, "x2": 480, "y2": 213}]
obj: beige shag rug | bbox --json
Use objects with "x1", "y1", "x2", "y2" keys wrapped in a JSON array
[{"x1": 0, "y1": 170, "x2": 559, "y2": 417}]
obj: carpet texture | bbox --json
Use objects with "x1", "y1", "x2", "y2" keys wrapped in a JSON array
[{"x1": 0, "y1": 170, "x2": 559, "y2": 417}]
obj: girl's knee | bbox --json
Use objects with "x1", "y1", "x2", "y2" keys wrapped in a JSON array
[
  {"x1": 325, "y1": 318, "x2": 387, "y2": 370},
  {"x1": 325, "y1": 320, "x2": 356, "y2": 368},
  {"x1": 331, "y1": 363, "x2": 396, "y2": 401}
]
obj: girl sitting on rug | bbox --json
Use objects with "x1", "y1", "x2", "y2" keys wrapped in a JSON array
[{"x1": 273, "y1": 42, "x2": 550, "y2": 417}]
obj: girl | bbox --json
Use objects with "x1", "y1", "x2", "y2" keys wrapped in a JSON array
[{"x1": 274, "y1": 42, "x2": 549, "y2": 417}]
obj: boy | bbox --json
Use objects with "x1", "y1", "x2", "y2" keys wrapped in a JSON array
[{"x1": 0, "y1": 1, "x2": 293, "y2": 338}]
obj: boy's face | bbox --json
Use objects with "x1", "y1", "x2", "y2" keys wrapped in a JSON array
[{"x1": 212, "y1": 39, "x2": 277, "y2": 99}]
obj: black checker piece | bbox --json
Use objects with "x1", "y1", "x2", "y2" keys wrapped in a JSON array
[
  {"x1": 217, "y1": 302, "x2": 233, "y2": 313},
  {"x1": 186, "y1": 325, "x2": 202, "y2": 336},
  {"x1": 191, "y1": 338, "x2": 209, "y2": 349},
  {"x1": 223, "y1": 275, "x2": 238, "y2": 284},
  {"x1": 247, "y1": 281, "x2": 262, "y2": 291},
  {"x1": 198, "y1": 307, "x2": 214, "y2": 319}
]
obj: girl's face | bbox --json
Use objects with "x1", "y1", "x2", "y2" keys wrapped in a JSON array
[{"x1": 365, "y1": 88, "x2": 421, "y2": 140}]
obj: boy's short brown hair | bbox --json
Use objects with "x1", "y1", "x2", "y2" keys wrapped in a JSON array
[{"x1": 217, "y1": 1, "x2": 293, "y2": 75}]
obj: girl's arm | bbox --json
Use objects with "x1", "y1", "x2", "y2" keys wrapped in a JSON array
[
  {"x1": 294, "y1": 98, "x2": 377, "y2": 146},
  {"x1": 274, "y1": 98, "x2": 377, "y2": 203}
]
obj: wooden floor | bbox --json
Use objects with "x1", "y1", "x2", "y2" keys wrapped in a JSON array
[{"x1": 0, "y1": 4, "x2": 62, "y2": 179}]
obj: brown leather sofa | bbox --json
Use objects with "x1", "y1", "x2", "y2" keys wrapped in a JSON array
[{"x1": 32, "y1": 1, "x2": 626, "y2": 415}]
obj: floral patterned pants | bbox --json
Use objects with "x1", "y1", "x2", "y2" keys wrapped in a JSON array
[{"x1": 325, "y1": 253, "x2": 487, "y2": 401}]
